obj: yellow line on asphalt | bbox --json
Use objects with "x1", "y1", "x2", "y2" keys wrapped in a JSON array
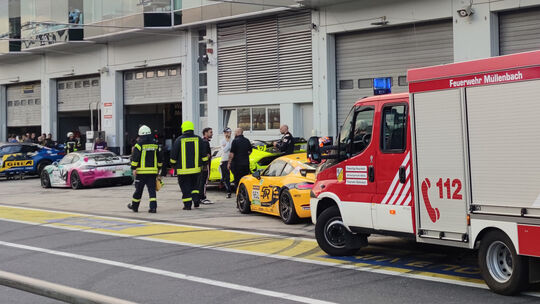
[{"x1": 0, "y1": 205, "x2": 485, "y2": 286}]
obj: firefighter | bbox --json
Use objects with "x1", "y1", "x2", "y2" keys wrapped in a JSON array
[
  {"x1": 128, "y1": 125, "x2": 163, "y2": 213},
  {"x1": 170, "y1": 121, "x2": 207, "y2": 210},
  {"x1": 273, "y1": 124, "x2": 295, "y2": 155},
  {"x1": 64, "y1": 132, "x2": 81, "y2": 153}
]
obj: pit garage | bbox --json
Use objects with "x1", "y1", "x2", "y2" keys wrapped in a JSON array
[
  {"x1": 498, "y1": 6, "x2": 540, "y2": 55},
  {"x1": 57, "y1": 75, "x2": 100, "y2": 145},
  {"x1": 6, "y1": 82, "x2": 41, "y2": 137},
  {"x1": 335, "y1": 20, "x2": 454, "y2": 123},
  {"x1": 123, "y1": 65, "x2": 182, "y2": 152}
]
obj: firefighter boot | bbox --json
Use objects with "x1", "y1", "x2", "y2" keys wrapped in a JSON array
[
  {"x1": 127, "y1": 201, "x2": 140, "y2": 212},
  {"x1": 149, "y1": 201, "x2": 157, "y2": 213}
]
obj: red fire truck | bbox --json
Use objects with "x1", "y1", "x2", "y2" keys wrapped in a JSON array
[{"x1": 307, "y1": 50, "x2": 540, "y2": 295}]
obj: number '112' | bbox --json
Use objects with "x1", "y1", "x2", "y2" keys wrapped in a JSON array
[{"x1": 435, "y1": 178, "x2": 463, "y2": 200}]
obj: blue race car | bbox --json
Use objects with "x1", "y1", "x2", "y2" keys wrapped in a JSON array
[{"x1": 0, "y1": 143, "x2": 65, "y2": 178}]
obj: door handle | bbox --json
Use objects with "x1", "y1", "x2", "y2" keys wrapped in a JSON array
[
  {"x1": 368, "y1": 165, "x2": 375, "y2": 182},
  {"x1": 399, "y1": 166, "x2": 406, "y2": 184}
]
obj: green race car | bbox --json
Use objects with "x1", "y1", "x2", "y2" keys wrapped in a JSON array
[{"x1": 209, "y1": 139, "x2": 306, "y2": 183}]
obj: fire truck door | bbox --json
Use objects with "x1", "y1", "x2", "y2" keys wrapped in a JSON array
[
  {"x1": 373, "y1": 102, "x2": 414, "y2": 233},
  {"x1": 412, "y1": 89, "x2": 469, "y2": 242}
]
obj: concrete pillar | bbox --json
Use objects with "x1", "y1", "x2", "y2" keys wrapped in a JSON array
[
  {"x1": 206, "y1": 23, "x2": 219, "y2": 138},
  {"x1": 312, "y1": 10, "x2": 337, "y2": 138},
  {"x1": 0, "y1": 85, "x2": 6, "y2": 141},
  {"x1": 182, "y1": 29, "x2": 200, "y2": 134},
  {"x1": 100, "y1": 70, "x2": 123, "y2": 154},
  {"x1": 453, "y1": 0, "x2": 499, "y2": 61},
  {"x1": 41, "y1": 78, "x2": 57, "y2": 140}
]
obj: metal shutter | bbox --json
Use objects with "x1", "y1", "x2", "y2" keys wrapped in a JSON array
[
  {"x1": 335, "y1": 20, "x2": 454, "y2": 123},
  {"x1": 6, "y1": 83, "x2": 41, "y2": 127},
  {"x1": 499, "y1": 7, "x2": 540, "y2": 55},
  {"x1": 217, "y1": 11, "x2": 312, "y2": 93},
  {"x1": 58, "y1": 76, "x2": 100, "y2": 112},
  {"x1": 218, "y1": 22, "x2": 247, "y2": 93},
  {"x1": 124, "y1": 65, "x2": 182, "y2": 105}
]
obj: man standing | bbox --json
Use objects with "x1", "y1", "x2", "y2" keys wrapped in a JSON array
[
  {"x1": 228, "y1": 128, "x2": 252, "y2": 192},
  {"x1": 64, "y1": 132, "x2": 81, "y2": 153},
  {"x1": 273, "y1": 124, "x2": 295, "y2": 155},
  {"x1": 199, "y1": 127, "x2": 213, "y2": 204},
  {"x1": 128, "y1": 125, "x2": 163, "y2": 213},
  {"x1": 220, "y1": 128, "x2": 233, "y2": 198},
  {"x1": 170, "y1": 121, "x2": 207, "y2": 210},
  {"x1": 93, "y1": 137, "x2": 108, "y2": 150}
]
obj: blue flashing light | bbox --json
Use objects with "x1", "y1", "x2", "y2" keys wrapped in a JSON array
[{"x1": 373, "y1": 77, "x2": 392, "y2": 95}]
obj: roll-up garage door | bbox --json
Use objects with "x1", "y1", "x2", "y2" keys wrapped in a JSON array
[
  {"x1": 57, "y1": 76, "x2": 100, "y2": 112},
  {"x1": 499, "y1": 7, "x2": 540, "y2": 55},
  {"x1": 124, "y1": 65, "x2": 182, "y2": 105},
  {"x1": 335, "y1": 20, "x2": 453, "y2": 123},
  {"x1": 6, "y1": 83, "x2": 41, "y2": 127},
  {"x1": 217, "y1": 11, "x2": 312, "y2": 93}
]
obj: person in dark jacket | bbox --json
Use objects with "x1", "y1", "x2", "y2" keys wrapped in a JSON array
[
  {"x1": 199, "y1": 127, "x2": 213, "y2": 204},
  {"x1": 228, "y1": 128, "x2": 252, "y2": 192},
  {"x1": 273, "y1": 124, "x2": 295, "y2": 155},
  {"x1": 128, "y1": 125, "x2": 163, "y2": 213},
  {"x1": 64, "y1": 132, "x2": 82, "y2": 153},
  {"x1": 170, "y1": 121, "x2": 208, "y2": 210}
]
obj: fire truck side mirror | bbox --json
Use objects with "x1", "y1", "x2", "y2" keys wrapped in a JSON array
[{"x1": 307, "y1": 136, "x2": 322, "y2": 163}]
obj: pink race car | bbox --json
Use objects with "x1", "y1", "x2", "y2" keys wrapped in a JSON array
[{"x1": 40, "y1": 150, "x2": 134, "y2": 189}]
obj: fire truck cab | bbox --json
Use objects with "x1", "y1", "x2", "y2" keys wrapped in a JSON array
[{"x1": 308, "y1": 50, "x2": 540, "y2": 295}]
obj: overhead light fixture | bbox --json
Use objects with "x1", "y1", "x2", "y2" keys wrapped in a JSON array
[
  {"x1": 371, "y1": 16, "x2": 388, "y2": 26},
  {"x1": 9, "y1": 77, "x2": 20, "y2": 83}
]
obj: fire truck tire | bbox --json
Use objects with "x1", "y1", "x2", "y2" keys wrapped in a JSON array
[
  {"x1": 315, "y1": 206, "x2": 360, "y2": 256},
  {"x1": 478, "y1": 230, "x2": 529, "y2": 295},
  {"x1": 237, "y1": 184, "x2": 252, "y2": 214}
]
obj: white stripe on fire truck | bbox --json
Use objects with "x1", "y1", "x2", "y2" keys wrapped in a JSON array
[
  {"x1": 394, "y1": 179, "x2": 411, "y2": 206},
  {"x1": 380, "y1": 153, "x2": 409, "y2": 205}
]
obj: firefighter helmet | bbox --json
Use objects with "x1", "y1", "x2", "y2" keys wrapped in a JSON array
[
  {"x1": 67, "y1": 132, "x2": 74, "y2": 137},
  {"x1": 181, "y1": 121, "x2": 195, "y2": 133},
  {"x1": 138, "y1": 125, "x2": 152, "y2": 136}
]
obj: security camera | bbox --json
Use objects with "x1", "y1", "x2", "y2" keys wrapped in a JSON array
[{"x1": 457, "y1": 5, "x2": 474, "y2": 17}]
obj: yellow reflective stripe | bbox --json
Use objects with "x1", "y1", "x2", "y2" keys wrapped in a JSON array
[
  {"x1": 135, "y1": 144, "x2": 141, "y2": 151},
  {"x1": 131, "y1": 161, "x2": 139, "y2": 166},
  {"x1": 170, "y1": 159, "x2": 177, "y2": 164},
  {"x1": 192, "y1": 190, "x2": 199, "y2": 194},
  {"x1": 136, "y1": 168, "x2": 159, "y2": 174},
  {"x1": 132, "y1": 199, "x2": 141, "y2": 202},
  {"x1": 182, "y1": 198, "x2": 192, "y2": 202},
  {"x1": 202, "y1": 156, "x2": 209, "y2": 162},
  {"x1": 141, "y1": 149, "x2": 147, "y2": 169},
  {"x1": 180, "y1": 137, "x2": 200, "y2": 171},
  {"x1": 149, "y1": 198, "x2": 157, "y2": 202},
  {"x1": 176, "y1": 167, "x2": 201, "y2": 175},
  {"x1": 157, "y1": 163, "x2": 163, "y2": 167}
]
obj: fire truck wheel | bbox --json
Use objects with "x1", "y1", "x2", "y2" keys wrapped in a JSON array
[
  {"x1": 315, "y1": 206, "x2": 359, "y2": 256},
  {"x1": 237, "y1": 184, "x2": 252, "y2": 214},
  {"x1": 478, "y1": 230, "x2": 529, "y2": 295}
]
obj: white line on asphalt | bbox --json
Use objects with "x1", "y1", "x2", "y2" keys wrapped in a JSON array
[
  {"x1": 1, "y1": 206, "x2": 540, "y2": 298},
  {"x1": 0, "y1": 240, "x2": 337, "y2": 304}
]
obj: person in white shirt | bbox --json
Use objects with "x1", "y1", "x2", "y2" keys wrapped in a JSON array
[{"x1": 220, "y1": 128, "x2": 233, "y2": 198}]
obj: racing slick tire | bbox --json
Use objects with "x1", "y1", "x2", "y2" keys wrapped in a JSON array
[
  {"x1": 70, "y1": 171, "x2": 83, "y2": 190},
  {"x1": 237, "y1": 184, "x2": 252, "y2": 214},
  {"x1": 478, "y1": 230, "x2": 529, "y2": 295},
  {"x1": 279, "y1": 189, "x2": 299, "y2": 224},
  {"x1": 37, "y1": 160, "x2": 52, "y2": 176},
  {"x1": 40, "y1": 171, "x2": 51, "y2": 188},
  {"x1": 315, "y1": 206, "x2": 362, "y2": 256}
]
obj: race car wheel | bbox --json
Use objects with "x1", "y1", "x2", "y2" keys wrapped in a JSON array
[
  {"x1": 478, "y1": 230, "x2": 529, "y2": 295},
  {"x1": 315, "y1": 206, "x2": 359, "y2": 256},
  {"x1": 70, "y1": 171, "x2": 83, "y2": 190},
  {"x1": 279, "y1": 189, "x2": 299, "y2": 224},
  {"x1": 237, "y1": 184, "x2": 251, "y2": 214},
  {"x1": 40, "y1": 171, "x2": 51, "y2": 188},
  {"x1": 37, "y1": 160, "x2": 52, "y2": 176}
]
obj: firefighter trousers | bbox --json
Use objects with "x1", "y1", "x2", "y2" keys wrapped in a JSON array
[
  {"x1": 178, "y1": 173, "x2": 201, "y2": 208},
  {"x1": 132, "y1": 174, "x2": 157, "y2": 210}
]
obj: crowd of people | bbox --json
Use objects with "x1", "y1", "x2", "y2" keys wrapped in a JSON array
[
  {"x1": 128, "y1": 122, "x2": 295, "y2": 213},
  {"x1": 7, "y1": 132, "x2": 57, "y2": 148}
]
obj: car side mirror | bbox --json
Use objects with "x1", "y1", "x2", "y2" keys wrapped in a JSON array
[
  {"x1": 307, "y1": 136, "x2": 321, "y2": 163},
  {"x1": 253, "y1": 170, "x2": 261, "y2": 179}
]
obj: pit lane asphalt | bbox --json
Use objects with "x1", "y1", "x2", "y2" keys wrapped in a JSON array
[{"x1": 0, "y1": 219, "x2": 538, "y2": 304}]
